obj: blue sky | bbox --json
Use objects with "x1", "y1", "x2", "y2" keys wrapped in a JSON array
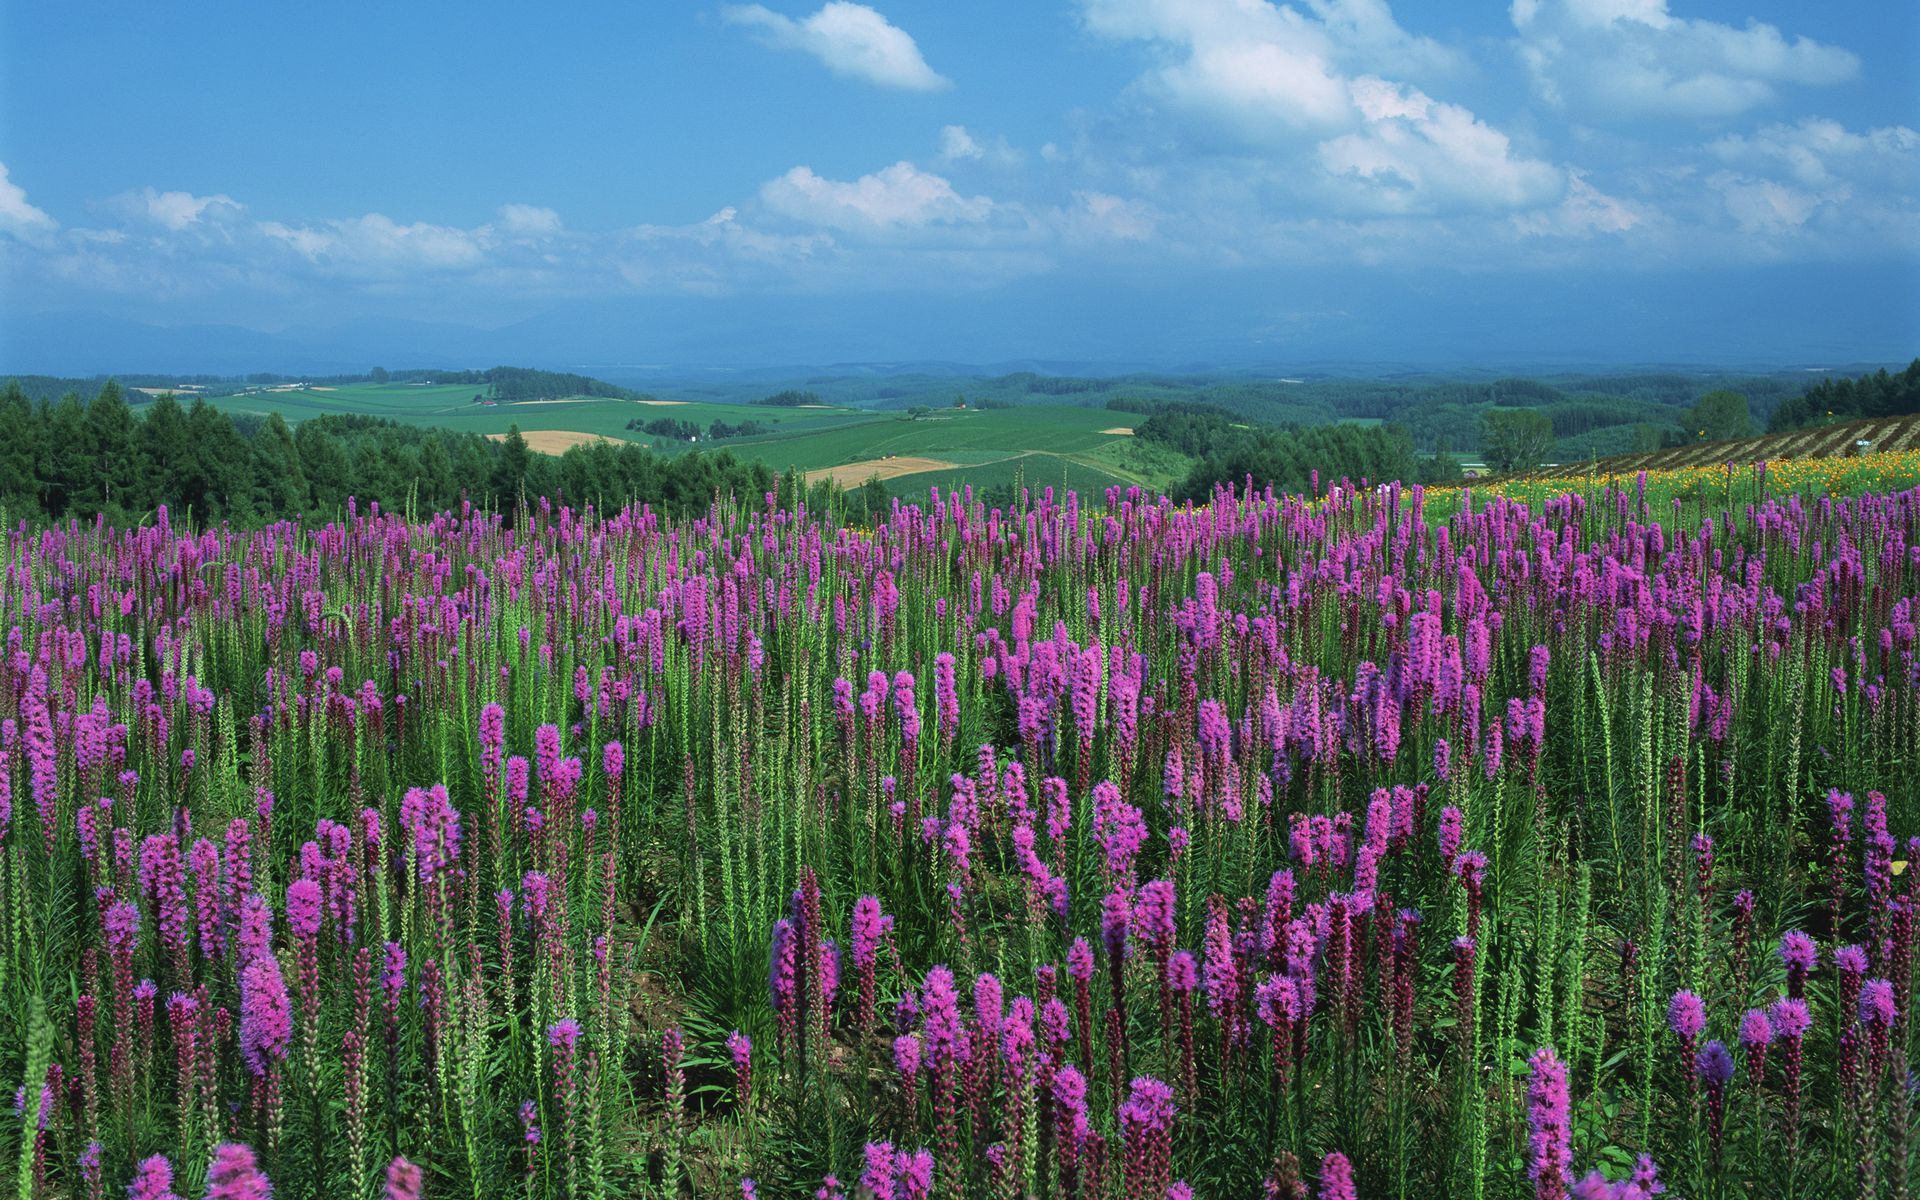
[{"x1": 1, "y1": 0, "x2": 1916, "y2": 369}]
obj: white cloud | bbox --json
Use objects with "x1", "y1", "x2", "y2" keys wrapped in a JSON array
[
  {"x1": 1710, "y1": 175, "x2": 1818, "y2": 235},
  {"x1": 937, "y1": 125, "x2": 1023, "y2": 166},
  {"x1": 1059, "y1": 191, "x2": 1158, "y2": 242},
  {"x1": 618, "y1": 206, "x2": 836, "y2": 294},
  {"x1": 0, "y1": 163, "x2": 57, "y2": 242},
  {"x1": 938, "y1": 125, "x2": 983, "y2": 160},
  {"x1": 1317, "y1": 77, "x2": 1563, "y2": 213},
  {"x1": 1079, "y1": 0, "x2": 1463, "y2": 140},
  {"x1": 1511, "y1": 0, "x2": 1859, "y2": 120},
  {"x1": 1513, "y1": 169, "x2": 1648, "y2": 236},
  {"x1": 760, "y1": 161, "x2": 992, "y2": 230},
  {"x1": 259, "y1": 214, "x2": 484, "y2": 274},
  {"x1": 1299, "y1": 0, "x2": 1467, "y2": 77},
  {"x1": 1081, "y1": 0, "x2": 1353, "y2": 136},
  {"x1": 495, "y1": 204, "x2": 563, "y2": 236},
  {"x1": 110, "y1": 187, "x2": 244, "y2": 232},
  {"x1": 723, "y1": 2, "x2": 948, "y2": 91},
  {"x1": 1078, "y1": 1, "x2": 1560, "y2": 214},
  {"x1": 1699, "y1": 118, "x2": 1918, "y2": 243},
  {"x1": 1709, "y1": 119, "x2": 1919, "y2": 188}
]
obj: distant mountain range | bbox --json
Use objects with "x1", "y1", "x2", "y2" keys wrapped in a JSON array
[{"x1": 5, "y1": 262, "x2": 1914, "y2": 379}]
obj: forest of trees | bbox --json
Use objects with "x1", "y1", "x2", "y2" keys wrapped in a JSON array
[
  {"x1": 627, "y1": 417, "x2": 702, "y2": 441},
  {"x1": 1089, "y1": 370, "x2": 1836, "y2": 463},
  {"x1": 476, "y1": 367, "x2": 638, "y2": 403},
  {"x1": 756, "y1": 389, "x2": 821, "y2": 407},
  {"x1": 0, "y1": 381, "x2": 873, "y2": 527},
  {"x1": 1134, "y1": 405, "x2": 1460, "y2": 499},
  {"x1": 624, "y1": 416, "x2": 772, "y2": 441},
  {"x1": 1768, "y1": 359, "x2": 1920, "y2": 431}
]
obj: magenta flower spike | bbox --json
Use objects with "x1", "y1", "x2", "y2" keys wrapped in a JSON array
[
  {"x1": 126, "y1": 1155, "x2": 182, "y2": 1200},
  {"x1": 1528, "y1": 1046, "x2": 1572, "y2": 1200},
  {"x1": 1318, "y1": 1151, "x2": 1357, "y2": 1200},
  {"x1": 204, "y1": 1143, "x2": 273, "y2": 1200},
  {"x1": 383, "y1": 1156, "x2": 422, "y2": 1200}
]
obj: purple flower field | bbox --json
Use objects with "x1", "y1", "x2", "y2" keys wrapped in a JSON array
[{"x1": 2, "y1": 476, "x2": 1918, "y2": 1198}]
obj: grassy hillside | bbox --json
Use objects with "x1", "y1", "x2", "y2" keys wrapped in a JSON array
[
  {"x1": 1515, "y1": 411, "x2": 1920, "y2": 476},
  {"x1": 193, "y1": 383, "x2": 869, "y2": 443},
  {"x1": 172, "y1": 381, "x2": 1186, "y2": 496}
]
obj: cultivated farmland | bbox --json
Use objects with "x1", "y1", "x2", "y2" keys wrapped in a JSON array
[{"x1": 182, "y1": 382, "x2": 1178, "y2": 496}]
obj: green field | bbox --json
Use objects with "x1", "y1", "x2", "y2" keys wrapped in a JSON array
[
  {"x1": 179, "y1": 382, "x2": 1187, "y2": 496},
  {"x1": 655, "y1": 405, "x2": 1180, "y2": 496},
  {"x1": 198, "y1": 383, "x2": 863, "y2": 443}
]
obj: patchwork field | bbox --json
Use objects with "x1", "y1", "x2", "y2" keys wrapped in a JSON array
[
  {"x1": 189, "y1": 382, "x2": 867, "y2": 443},
  {"x1": 170, "y1": 382, "x2": 1182, "y2": 495},
  {"x1": 1524, "y1": 412, "x2": 1920, "y2": 475}
]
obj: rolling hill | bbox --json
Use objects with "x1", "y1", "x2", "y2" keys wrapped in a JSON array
[
  {"x1": 1518, "y1": 412, "x2": 1920, "y2": 477},
  {"x1": 170, "y1": 381, "x2": 1190, "y2": 497}
]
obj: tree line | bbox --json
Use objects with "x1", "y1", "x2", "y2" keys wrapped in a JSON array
[
  {"x1": 0, "y1": 381, "x2": 875, "y2": 527},
  {"x1": 624, "y1": 416, "x2": 772, "y2": 441},
  {"x1": 1134, "y1": 405, "x2": 1462, "y2": 499},
  {"x1": 1768, "y1": 359, "x2": 1920, "y2": 432}
]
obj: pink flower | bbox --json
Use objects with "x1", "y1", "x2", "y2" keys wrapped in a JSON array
[
  {"x1": 1202, "y1": 897, "x2": 1238, "y2": 1021},
  {"x1": 204, "y1": 1143, "x2": 273, "y2": 1200},
  {"x1": 285, "y1": 878, "x2": 323, "y2": 940},
  {"x1": 1666, "y1": 990, "x2": 1705, "y2": 1044},
  {"x1": 1135, "y1": 880, "x2": 1177, "y2": 954},
  {"x1": 920, "y1": 966, "x2": 965, "y2": 1067},
  {"x1": 239, "y1": 954, "x2": 291, "y2": 1076},
  {"x1": 126, "y1": 1155, "x2": 182, "y2": 1200},
  {"x1": 384, "y1": 1156, "x2": 422, "y2": 1200},
  {"x1": 1319, "y1": 1151, "x2": 1357, "y2": 1200},
  {"x1": 1527, "y1": 1047, "x2": 1571, "y2": 1200},
  {"x1": 1119, "y1": 1076, "x2": 1177, "y2": 1198}
]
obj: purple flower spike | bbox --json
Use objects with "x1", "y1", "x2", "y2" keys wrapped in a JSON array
[
  {"x1": 1527, "y1": 1046, "x2": 1572, "y2": 1200},
  {"x1": 1696, "y1": 1040, "x2": 1735, "y2": 1086},
  {"x1": 384, "y1": 1156, "x2": 422, "y2": 1200},
  {"x1": 205, "y1": 1143, "x2": 273, "y2": 1200},
  {"x1": 1318, "y1": 1151, "x2": 1357, "y2": 1200},
  {"x1": 1666, "y1": 990, "x2": 1705, "y2": 1043}
]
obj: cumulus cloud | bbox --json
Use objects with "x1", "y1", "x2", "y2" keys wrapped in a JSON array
[
  {"x1": 1513, "y1": 169, "x2": 1648, "y2": 237},
  {"x1": 1298, "y1": 0, "x2": 1467, "y2": 78},
  {"x1": 1081, "y1": 0, "x2": 1353, "y2": 136},
  {"x1": 723, "y1": 2, "x2": 948, "y2": 91},
  {"x1": 616, "y1": 206, "x2": 835, "y2": 294},
  {"x1": 1059, "y1": 191, "x2": 1158, "y2": 242},
  {"x1": 1512, "y1": 0, "x2": 1859, "y2": 120},
  {"x1": 937, "y1": 125, "x2": 1023, "y2": 166},
  {"x1": 760, "y1": 161, "x2": 992, "y2": 230},
  {"x1": 494, "y1": 204, "x2": 563, "y2": 236},
  {"x1": 1709, "y1": 118, "x2": 1919, "y2": 188},
  {"x1": 1710, "y1": 176, "x2": 1818, "y2": 235},
  {"x1": 1317, "y1": 77, "x2": 1563, "y2": 212},
  {"x1": 109, "y1": 187, "x2": 244, "y2": 232},
  {"x1": 1698, "y1": 118, "x2": 1918, "y2": 243},
  {"x1": 258, "y1": 214, "x2": 485, "y2": 274},
  {"x1": 1078, "y1": 0, "x2": 1560, "y2": 214},
  {"x1": 0, "y1": 163, "x2": 58, "y2": 242}
]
